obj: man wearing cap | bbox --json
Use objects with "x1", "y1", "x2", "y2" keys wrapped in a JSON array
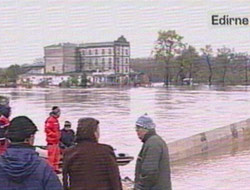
[
  {"x1": 0, "y1": 96, "x2": 11, "y2": 155},
  {"x1": 45, "y1": 106, "x2": 61, "y2": 173},
  {"x1": 0, "y1": 116, "x2": 63, "y2": 190},
  {"x1": 134, "y1": 114, "x2": 172, "y2": 190}
]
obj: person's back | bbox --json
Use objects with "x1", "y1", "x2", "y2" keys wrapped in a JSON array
[
  {"x1": 63, "y1": 117, "x2": 122, "y2": 190},
  {"x1": 0, "y1": 116, "x2": 62, "y2": 190},
  {"x1": 0, "y1": 144, "x2": 62, "y2": 190},
  {"x1": 64, "y1": 141, "x2": 120, "y2": 190}
]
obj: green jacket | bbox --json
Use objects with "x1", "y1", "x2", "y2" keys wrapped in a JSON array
[{"x1": 135, "y1": 131, "x2": 172, "y2": 190}]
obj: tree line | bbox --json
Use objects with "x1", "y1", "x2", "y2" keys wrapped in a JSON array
[{"x1": 131, "y1": 30, "x2": 250, "y2": 86}]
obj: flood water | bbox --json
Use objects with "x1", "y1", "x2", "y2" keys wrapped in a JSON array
[{"x1": 1, "y1": 85, "x2": 250, "y2": 190}]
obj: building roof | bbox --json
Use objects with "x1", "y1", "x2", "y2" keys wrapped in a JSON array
[
  {"x1": 79, "y1": 42, "x2": 114, "y2": 48},
  {"x1": 45, "y1": 43, "x2": 78, "y2": 48},
  {"x1": 22, "y1": 62, "x2": 45, "y2": 68},
  {"x1": 78, "y1": 36, "x2": 129, "y2": 48}
]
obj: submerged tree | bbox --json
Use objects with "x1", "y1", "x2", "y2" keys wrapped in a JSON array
[
  {"x1": 80, "y1": 73, "x2": 89, "y2": 87},
  {"x1": 216, "y1": 46, "x2": 234, "y2": 85},
  {"x1": 201, "y1": 45, "x2": 213, "y2": 86},
  {"x1": 234, "y1": 52, "x2": 249, "y2": 85},
  {"x1": 153, "y1": 30, "x2": 185, "y2": 86},
  {"x1": 175, "y1": 45, "x2": 199, "y2": 84}
]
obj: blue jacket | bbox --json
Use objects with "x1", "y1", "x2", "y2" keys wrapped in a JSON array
[{"x1": 0, "y1": 144, "x2": 63, "y2": 190}]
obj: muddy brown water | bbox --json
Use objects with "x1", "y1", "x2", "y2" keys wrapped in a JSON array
[{"x1": 1, "y1": 85, "x2": 250, "y2": 189}]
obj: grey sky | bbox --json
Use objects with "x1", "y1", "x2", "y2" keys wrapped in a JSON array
[{"x1": 0, "y1": 0, "x2": 250, "y2": 66}]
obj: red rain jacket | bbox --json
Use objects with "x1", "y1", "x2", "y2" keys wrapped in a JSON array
[{"x1": 45, "y1": 115, "x2": 61, "y2": 144}]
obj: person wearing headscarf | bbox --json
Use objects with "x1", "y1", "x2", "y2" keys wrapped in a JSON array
[{"x1": 63, "y1": 117, "x2": 122, "y2": 190}]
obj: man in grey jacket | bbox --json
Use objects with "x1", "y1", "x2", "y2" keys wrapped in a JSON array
[{"x1": 134, "y1": 114, "x2": 172, "y2": 190}]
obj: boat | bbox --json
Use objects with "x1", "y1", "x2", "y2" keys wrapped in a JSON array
[{"x1": 35, "y1": 145, "x2": 134, "y2": 167}]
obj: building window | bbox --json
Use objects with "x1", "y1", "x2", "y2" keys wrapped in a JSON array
[
  {"x1": 89, "y1": 59, "x2": 92, "y2": 69},
  {"x1": 95, "y1": 59, "x2": 98, "y2": 66},
  {"x1": 126, "y1": 49, "x2": 128, "y2": 55},
  {"x1": 52, "y1": 66, "x2": 55, "y2": 71},
  {"x1": 102, "y1": 49, "x2": 105, "y2": 55},
  {"x1": 89, "y1": 49, "x2": 92, "y2": 55},
  {"x1": 82, "y1": 50, "x2": 85, "y2": 55},
  {"x1": 109, "y1": 49, "x2": 112, "y2": 54},
  {"x1": 116, "y1": 47, "x2": 120, "y2": 55},
  {"x1": 116, "y1": 58, "x2": 120, "y2": 64},
  {"x1": 126, "y1": 58, "x2": 129, "y2": 64},
  {"x1": 126, "y1": 67, "x2": 129, "y2": 73},
  {"x1": 95, "y1": 49, "x2": 98, "y2": 55},
  {"x1": 102, "y1": 58, "x2": 105, "y2": 64}
]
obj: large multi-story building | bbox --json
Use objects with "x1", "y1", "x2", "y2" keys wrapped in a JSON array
[
  {"x1": 78, "y1": 36, "x2": 130, "y2": 74},
  {"x1": 44, "y1": 43, "x2": 79, "y2": 74},
  {"x1": 44, "y1": 36, "x2": 130, "y2": 74}
]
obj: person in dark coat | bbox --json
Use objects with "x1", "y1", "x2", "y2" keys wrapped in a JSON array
[
  {"x1": 63, "y1": 117, "x2": 122, "y2": 190},
  {"x1": 0, "y1": 116, "x2": 63, "y2": 190},
  {"x1": 60, "y1": 121, "x2": 75, "y2": 149},
  {"x1": 0, "y1": 96, "x2": 11, "y2": 155},
  {"x1": 134, "y1": 114, "x2": 172, "y2": 190}
]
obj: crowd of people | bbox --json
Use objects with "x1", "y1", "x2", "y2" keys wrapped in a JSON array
[{"x1": 0, "y1": 96, "x2": 172, "y2": 190}]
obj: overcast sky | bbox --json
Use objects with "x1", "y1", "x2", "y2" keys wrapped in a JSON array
[{"x1": 0, "y1": 0, "x2": 250, "y2": 66}]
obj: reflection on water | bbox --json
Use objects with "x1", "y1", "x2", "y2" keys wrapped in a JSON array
[{"x1": 1, "y1": 85, "x2": 250, "y2": 189}]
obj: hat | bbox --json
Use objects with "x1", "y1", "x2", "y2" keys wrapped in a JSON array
[
  {"x1": 0, "y1": 96, "x2": 9, "y2": 106},
  {"x1": 5, "y1": 116, "x2": 38, "y2": 142},
  {"x1": 135, "y1": 114, "x2": 156, "y2": 130},
  {"x1": 0, "y1": 105, "x2": 11, "y2": 118},
  {"x1": 64, "y1": 121, "x2": 71, "y2": 127}
]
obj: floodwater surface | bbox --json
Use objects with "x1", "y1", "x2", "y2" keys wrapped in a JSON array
[{"x1": 1, "y1": 85, "x2": 250, "y2": 189}]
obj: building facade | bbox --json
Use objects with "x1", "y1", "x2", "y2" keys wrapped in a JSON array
[
  {"x1": 43, "y1": 36, "x2": 131, "y2": 85},
  {"x1": 44, "y1": 43, "x2": 79, "y2": 74},
  {"x1": 78, "y1": 36, "x2": 130, "y2": 74}
]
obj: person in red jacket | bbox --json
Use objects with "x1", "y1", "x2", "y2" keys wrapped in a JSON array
[
  {"x1": 45, "y1": 106, "x2": 61, "y2": 173},
  {"x1": 0, "y1": 96, "x2": 11, "y2": 155}
]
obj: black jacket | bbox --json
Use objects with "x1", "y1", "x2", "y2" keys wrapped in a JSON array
[{"x1": 60, "y1": 129, "x2": 75, "y2": 148}]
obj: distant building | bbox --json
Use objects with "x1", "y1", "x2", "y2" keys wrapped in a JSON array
[
  {"x1": 18, "y1": 74, "x2": 71, "y2": 86},
  {"x1": 44, "y1": 43, "x2": 79, "y2": 74},
  {"x1": 42, "y1": 36, "x2": 131, "y2": 85},
  {"x1": 22, "y1": 59, "x2": 45, "y2": 74},
  {"x1": 78, "y1": 36, "x2": 130, "y2": 75}
]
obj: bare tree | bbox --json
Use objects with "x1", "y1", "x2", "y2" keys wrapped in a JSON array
[{"x1": 201, "y1": 45, "x2": 213, "y2": 86}]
